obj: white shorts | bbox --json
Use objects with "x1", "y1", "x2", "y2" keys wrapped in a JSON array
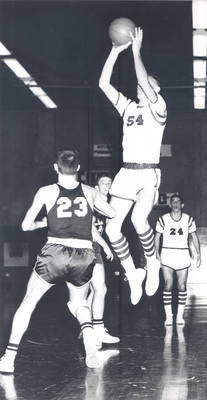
[
  {"x1": 161, "y1": 248, "x2": 191, "y2": 271},
  {"x1": 110, "y1": 167, "x2": 161, "y2": 202}
]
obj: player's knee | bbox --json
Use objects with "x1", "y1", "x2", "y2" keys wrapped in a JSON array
[
  {"x1": 131, "y1": 213, "x2": 148, "y2": 233},
  {"x1": 178, "y1": 284, "x2": 186, "y2": 292},
  {"x1": 68, "y1": 299, "x2": 89, "y2": 318},
  {"x1": 164, "y1": 281, "x2": 173, "y2": 291}
]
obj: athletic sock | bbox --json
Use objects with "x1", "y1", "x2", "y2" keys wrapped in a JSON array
[
  {"x1": 163, "y1": 291, "x2": 172, "y2": 307},
  {"x1": 178, "y1": 291, "x2": 187, "y2": 307},
  {"x1": 93, "y1": 319, "x2": 104, "y2": 329},
  {"x1": 138, "y1": 227, "x2": 155, "y2": 259},
  {"x1": 110, "y1": 235, "x2": 135, "y2": 274},
  {"x1": 4, "y1": 343, "x2": 18, "y2": 361}
]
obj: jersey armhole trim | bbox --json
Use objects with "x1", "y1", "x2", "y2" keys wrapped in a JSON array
[{"x1": 122, "y1": 100, "x2": 133, "y2": 118}]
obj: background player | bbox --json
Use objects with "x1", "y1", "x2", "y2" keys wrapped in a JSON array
[
  {"x1": 89, "y1": 175, "x2": 120, "y2": 348},
  {"x1": 155, "y1": 193, "x2": 201, "y2": 325},
  {"x1": 0, "y1": 149, "x2": 115, "y2": 372},
  {"x1": 99, "y1": 27, "x2": 167, "y2": 305}
]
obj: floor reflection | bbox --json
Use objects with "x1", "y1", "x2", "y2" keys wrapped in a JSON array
[
  {"x1": 84, "y1": 349, "x2": 120, "y2": 400},
  {"x1": 158, "y1": 325, "x2": 188, "y2": 400},
  {"x1": 0, "y1": 374, "x2": 17, "y2": 400}
]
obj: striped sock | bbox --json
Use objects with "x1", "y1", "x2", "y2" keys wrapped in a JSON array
[
  {"x1": 110, "y1": 235, "x2": 130, "y2": 262},
  {"x1": 163, "y1": 291, "x2": 172, "y2": 306},
  {"x1": 80, "y1": 322, "x2": 93, "y2": 333},
  {"x1": 163, "y1": 291, "x2": 173, "y2": 322},
  {"x1": 177, "y1": 291, "x2": 187, "y2": 323},
  {"x1": 178, "y1": 291, "x2": 187, "y2": 306},
  {"x1": 93, "y1": 319, "x2": 104, "y2": 329},
  {"x1": 138, "y1": 228, "x2": 155, "y2": 258},
  {"x1": 110, "y1": 235, "x2": 135, "y2": 275},
  {"x1": 5, "y1": 343, "x2": 18, "y2": 360},
  {"x1": 80, "y1": 321, "x2": 99, "y2": 367}
]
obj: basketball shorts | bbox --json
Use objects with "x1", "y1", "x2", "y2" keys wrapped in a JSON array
[
  {"x1": 34, "y1": 243, "x2": 95, "y2": 286},
  {"x1": 109, "y1": 167, "x2": 161, "y2": 202},
  {"x1": 93, "y1": 241, "x2": 104, "y2": 265},
  {"x1": 161, "y1": 248, "x2": 191, "y2": 271}
]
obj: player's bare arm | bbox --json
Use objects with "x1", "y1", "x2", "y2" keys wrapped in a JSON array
[
  {"x1": 130, "y1": 27, "x2": 157, "y2": 103},
  {"x1": 92, "y1": 224, "x2": 113, "y2": 261},
  {"x1": 21, "y1": 187, "x2": 49, "y2": 231},
  {"x1": 99, "y1": 42, "x2": 131, "y2": 104},
  {"x1": 82, "y1": 184, "x2": 115, "y2": 219},
  {"x1": 190, "y1": 231, "x2": 201, "y2": 267}
]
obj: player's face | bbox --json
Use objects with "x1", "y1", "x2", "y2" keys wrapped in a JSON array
[
  {"x1": 170, "y1": 197, "x2": 183, "y2": 212},
  {"x1": 97, "y1": 177, "x2": 112, "y2": 196}
]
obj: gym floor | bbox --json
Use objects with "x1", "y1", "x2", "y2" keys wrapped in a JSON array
[{"x1": 0, "y1": 276, "x2": 207, "y2": 400}]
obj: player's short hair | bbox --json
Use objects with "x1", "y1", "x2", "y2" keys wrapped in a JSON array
[
  {"x1": 170, "y1": 193, "x2": 183, "y2": 204},
  {"x1": 56, "y1": 149, "x2": 80, "y2": 175}
]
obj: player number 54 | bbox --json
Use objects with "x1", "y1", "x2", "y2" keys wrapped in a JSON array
[{"x1": 127, "y1": 114, "x2": 144, "y2": 126}]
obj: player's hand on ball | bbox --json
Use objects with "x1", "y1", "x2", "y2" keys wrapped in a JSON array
[
  {"x1": 112, "y1": 41, "x2": 131, "y2": 53},
  {"x1": 130, "y1": 27, "x2": 143, "y2": 53}
]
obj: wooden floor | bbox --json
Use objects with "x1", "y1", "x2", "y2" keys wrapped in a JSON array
[{"x1": 0, "y1": 281, "x2": 207, "y2": 400}]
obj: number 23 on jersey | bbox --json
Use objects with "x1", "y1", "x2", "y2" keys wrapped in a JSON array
[{"x1": 57, "y1": 196, "x2": 88, "y2": 218}]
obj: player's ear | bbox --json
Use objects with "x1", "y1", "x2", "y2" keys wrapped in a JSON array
[
  {"x1": 53, "y1": 163, "x2": 58, "y2": 173},
  {"x1": 77, "y1": 164, "x2": 80, "y2": 172},
  {"x1": 181, "y1": 203, "x2": 184, "y2": 209}
]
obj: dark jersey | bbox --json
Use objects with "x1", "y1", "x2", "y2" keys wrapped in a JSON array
[
  {"x1": 47, "y1": 183, "x2": 93, "y2": 241},
  {"x1": 93, "y1": 209, "x2": 107, "y2": 236}
]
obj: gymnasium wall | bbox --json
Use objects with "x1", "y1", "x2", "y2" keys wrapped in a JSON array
[
  {"x1": 0, "y1": 106, "x2": 206, "y2": 227},
  {"x1": 0, "y1": 1, "x2": 203, "y2": 236}
]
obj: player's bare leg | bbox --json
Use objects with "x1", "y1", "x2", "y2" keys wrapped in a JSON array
[
  {"x1": 162, "y1": 266, "x2": 174, "y2": 325},
  {"x1": 67, "y1": 281, "x2": 99, "y2": 368},
  {"x1": 0, "y1": 272, "x2": 52, "y2": 373},
  {"x1": 89, "y1": 263, "x2": 119, "y2": 348},
  {"x1": 132, "y1": 186, "x2": 160, "y2": 296},
  {"x1": 176, "y1": 269, "x2": 188, "y2": 325},
  {"x1": 106, "y1": 196, "x2": 146, "y2": 305}
]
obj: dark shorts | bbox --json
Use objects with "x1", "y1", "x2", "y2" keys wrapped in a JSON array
[
  {"x1": 34, "y1": 243, "x2": 95, "y2": 286},
  {"x1": 93, "y1": 241, "x2": 103, "y2": 265}
]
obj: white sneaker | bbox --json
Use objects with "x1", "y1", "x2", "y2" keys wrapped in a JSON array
[
  {"x1": 97, "y1": 349, "x2": 120, "y2": 366},
  {"x1": 83, "y1": 331, "x2": 100, "y2": 368},
  {"x1": 126, "y1": 268, "x2": 146, "y2": 305},
  {"x1": 145, "y1": 258, "x2": 160, "y2": 296},
  {"x1": 94, "y1": 327, "x2": 120, "y2": 347},
  {"x1": 0, "y1": 355, "x2": 15, "y2": 374}
]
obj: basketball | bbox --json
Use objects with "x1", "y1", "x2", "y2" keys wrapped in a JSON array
[{"x1": 108, "y1": 18, "x2": 136, "y2": 46}]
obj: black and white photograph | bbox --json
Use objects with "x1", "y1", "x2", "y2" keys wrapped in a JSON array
[{"x1": 0, "y1": 0, "x2": 207, "y2": 399}]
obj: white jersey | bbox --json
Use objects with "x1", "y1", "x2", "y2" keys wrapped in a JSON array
[
  {"x1": 114, "y1": 92, "x2": 167, "y2": 164},
  {"x1": 156, "y1": 212, "x2": 196, "y2": 249}
]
